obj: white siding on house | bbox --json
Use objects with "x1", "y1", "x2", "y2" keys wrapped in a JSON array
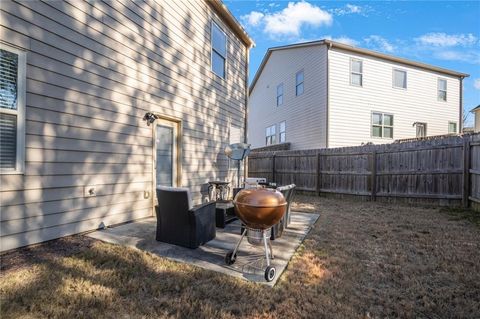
[
  {"x1": 328, "y1": 48, "x2": 460, "y2": 147},
  {"x1": 248, "y1": 45, "x2": 327, "y2": 150},
  {"x1": 0, "y1": 0, "x2": 248, "y2": 251}
]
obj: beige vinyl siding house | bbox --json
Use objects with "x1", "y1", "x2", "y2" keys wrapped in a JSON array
[
  {"x1": 248, "y1": 40, "x2": 468, "y2": 150},
  {"x1": 0, "y1": 0, "x2": 253, "y2": 252},
  {"x1": 248, "y1": 45, "x2": 328, "y2": 150}
]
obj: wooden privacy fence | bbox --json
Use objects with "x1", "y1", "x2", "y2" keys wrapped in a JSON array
[{"x1": 248, "y1": 133, "x2": 480, "y2": 208}]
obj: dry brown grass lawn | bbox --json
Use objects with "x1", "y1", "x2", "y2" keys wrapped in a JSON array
[{"x1": 1, "y1": 196, "x2": 480, "y2": 319}]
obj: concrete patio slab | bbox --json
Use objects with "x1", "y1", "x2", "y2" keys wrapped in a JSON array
[{"x1": 86, "y1": 212, "x2": 319, "y2": 286}]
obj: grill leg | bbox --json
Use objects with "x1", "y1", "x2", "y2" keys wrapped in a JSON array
[
  {"x1": 232, "y1": 228, "x2": 247, "y2": 258},
  {"x1": 268, "y1": 239, "x2": 274, "y2": 260},
  {"x1": 263, "y1": 230, "x2": 270, "y2": 267}
]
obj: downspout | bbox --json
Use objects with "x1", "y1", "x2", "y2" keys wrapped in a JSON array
[
  {"x1": 326, "y1": 42, "x2": 332, "y2": 148},
  {"x1": 459, "y1": 77, "x2": 464, "y2": 133},
  {"x1": 243, "y1": 44, "x2": 250, "y2": 185}
]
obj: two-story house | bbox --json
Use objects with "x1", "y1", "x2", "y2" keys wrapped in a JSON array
[
  {"x1": 248, "y1": 40, "x2": 468, "y2": 150},
  {"x1": 0, "y1": 0, "x2": 253, "y2": 251}
]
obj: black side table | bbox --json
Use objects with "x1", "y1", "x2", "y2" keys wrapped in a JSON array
[{"x1": 215, "y1": 201, "x2": 237, "y2": 228}]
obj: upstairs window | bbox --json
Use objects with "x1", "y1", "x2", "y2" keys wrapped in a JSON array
[
  {"x1": 393, "y1": 69, "x2": 407, "y2": 89},
  {"x1": 438, "y1": 79, "x2": 447, "y2": 101},
  {"x1": 276, "y1": 83, "x2": 283, "y2": 106},
  {"x1": 211, "y1": 22, "x2": 227, "y2": 79},
  {"x1": 295, "y1": 70, "x2": 304, "y2": 96},
  {"x1": 265, "y1": 125, "x2": 276, "y2": 145},
  {"x1": 372, "y1": 112, "x2": 393, "y2": 138},
  {"x1": 350, "y1": 59, "x2": 363, "y2": 86},
  {"x1": 415, "y1": 122, "x2": 427, "y2": 138},
  {"x1": 279, "y1": 121, "x2": 286, "y2": 143},
  {"x1": 448, "y1": 122, "x2": 457, "y2": 134},
  {"x1": 1, "y1": 45, "x2": 26, "y2": 173}
]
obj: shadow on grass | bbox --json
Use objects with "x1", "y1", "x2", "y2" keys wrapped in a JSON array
[
  {"x1": 441, "y1": 207, "x2": 480, "y2": 228},
  {"x1": 0, "y1": 226, "x2": 342, "y2": 319},
  {"x1": 0, "y1": 239, "x2": 277, "y2": 318},
  {"x1": 4, "y1": 198, "x2": 480, "y2": 318}
]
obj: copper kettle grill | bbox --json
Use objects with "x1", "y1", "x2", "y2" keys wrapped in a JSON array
[{"x1": 225, "y1": 188, "x2": 287, "y2": 282}]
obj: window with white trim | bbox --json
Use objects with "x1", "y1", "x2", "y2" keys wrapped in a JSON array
[
  {"x1": 372, "y1": 112, "x2": 393, "y2": 138},
  {"x1": 279, "y1": 121, "x2": 286, "y2": 143},
  {"x1": 415, "y1": 122, "x2": 427, "y2": 138},
  {"x1": 295, "y1": 70, "x2": 304, "y2": 96},
  {"x1": 1, "y1": 45, "x2": 26, "y2": 173},
  {"x1": 265, "y1": 125, "x2": 276, "y2": 145},
  {"x1": 438, "y1": 78, "x2": 447, "y2": 101},
  {"x1": 393, "y1": 69, "x2": 407, "y2": 89},
  {"x1": 211, "y1": 21, "x2": 227, "y2": 79},
  {"x1": 276, "y1": 83, "x2": 283, "y2": 106},
  {"x1": 448, "y1": 122, "x2": 457, "y2": 134},
  {"x1": 350, "y1": 59, "x2": 363, "y2": 86}
]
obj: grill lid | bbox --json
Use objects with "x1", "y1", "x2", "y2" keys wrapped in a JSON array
[{"x1": 234, "y1": 188, "x2": 287, "y2": 208}]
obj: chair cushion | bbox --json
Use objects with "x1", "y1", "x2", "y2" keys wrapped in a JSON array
[{"x1": 156, "y1": 186, "x2": 193, "y2": 210}]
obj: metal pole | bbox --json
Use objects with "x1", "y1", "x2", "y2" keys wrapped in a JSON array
[
  {"x1": 232, "y1": 229, "x2": 247, "y2": 258},
  {"x1": 237, "y1": 160, "x2": 241, "y2": 188},
  {"x1": 263, "y1": 230, "x2": 270, "y2": 266},
  {"x1": 268, "y1": 237, "x2": 274, "y2": 259}
]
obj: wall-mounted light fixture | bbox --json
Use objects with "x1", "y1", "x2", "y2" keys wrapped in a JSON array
[{"x1": 143, "y1": 112, "x2": 160, "y2": 126}]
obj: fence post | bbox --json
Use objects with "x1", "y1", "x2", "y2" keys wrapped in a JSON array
[
  {"x1": 463, "y1": 138, "x2": 471, "y2": 208},
  {"x1": 272, "y1": 153, "x2": 276, "y2": 183},
  {"x1": 316, "y1": 152, "x2": 321, "y2": 195},
  {"x1": 371, "y1": 151, "x2": 377, "y2": 201}
]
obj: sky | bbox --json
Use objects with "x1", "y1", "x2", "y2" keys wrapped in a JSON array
[{"x1": 224, "y1": 0, "x2": 480, "y2": 126}]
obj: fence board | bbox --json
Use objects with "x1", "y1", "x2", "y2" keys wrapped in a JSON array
[
  {"x1": 470, "y1": 135, "x2": 480, "y2": 211},
  {"x1": 248, "y1": 133, "x2": 480, "y2": 208}
]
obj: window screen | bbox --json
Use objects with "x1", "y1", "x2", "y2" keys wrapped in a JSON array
[
  {"x1": 372, "y1": 112, "x2": 394, "y2": 138},
  {"x1": 0, "y1": 49, "x2": 20, "y2": 170},
  {"x1": 350, "y1": 59, "x2": 363, "y2": 86},
  {"x1": 279, "y1": 121, "x2": 286, "y2": 143},
  {"x1": 211, "y1": 22, "x2": 226, "y2": 78},
  {"x1": 438, "y1": 79, "x2": 447, "y2": 101},
  {"x1": 393, "y1": 69, "x2": 407, "y2": 89},
  {"x1": 296, "y1": 71, "x2": 304, "y2": 96}
]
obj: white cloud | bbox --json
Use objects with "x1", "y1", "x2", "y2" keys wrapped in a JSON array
[
  {"x1": 408, "y1": 33, "x2": 480, "y2": 64},
  {"x1": 331, "y1": 4, "x2": 370, "y2": 16},
  {"x1": 264, "y1": 2, "x2": 333, "y2": 36},
  {"x1": 363, "y1": 35, "x2": 395, "y2": 53},
  {"x1": 345, "y1": 4, "x2": 361, "y2": 14},
  {"x1": 433, "y1": 50, "x2": 480, "y2": 64},
  {"x1": 241, "y1": 11, "x2": 264, "y2": 27},
  {"x1": 332, "y1": 36, "x2": 359, "y2": 46},
  {"x1": 242, "y1": 1, "x2": 333, "y2": 38},
  {"x1": 323, "y1": 35, "x2": 359, "y2": 46},
  {"x1": 474, "y1": 79, "x2": 480, "y2": 90},
  {"x1": 416, "y1": 33, "x2": 478, "y2": 47}
]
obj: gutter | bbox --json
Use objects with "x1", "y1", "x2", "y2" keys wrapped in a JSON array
[
  {"x1": 208, "y1": 0, "x2": 255, "y2": 48},
  {"x1": 250, "y1": 39, "x2": 470, "y2": 94},
  {"x1": 326, "y1": 42, "x2": 332, "y2": 148},
  {"x1": 324, "y1": 40, "x2": 469, "y2": 78},
  {"x1": 460, "y1": 77, "x2": 464, "y2": 132}
]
